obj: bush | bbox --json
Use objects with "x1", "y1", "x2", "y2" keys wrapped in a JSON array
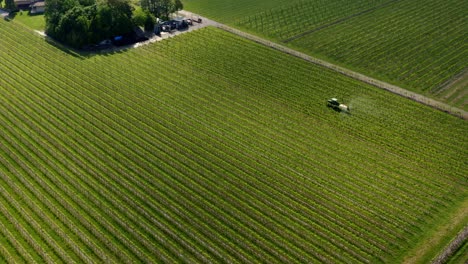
[
  {"x1": 144, "y1": 11, "x2": 155, "y2": 31},
  {"x1": 133, "y1": 8, "x2": 155, "y2": 32}
]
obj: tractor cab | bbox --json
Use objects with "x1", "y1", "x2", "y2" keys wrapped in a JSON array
[{"x1": 327, "y1": 98, "x2": 340, "y2": 107}]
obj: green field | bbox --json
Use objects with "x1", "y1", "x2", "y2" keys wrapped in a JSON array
[
  {"x1": 183, "y1": 0, "x2": 468, "y2": 110},
  {"x1": 234, "y1": 0, "x2": 388, "y2": 41},
  {"x1": 10, "y1": 12, "x2": 45, "y2": 31},
  {"x1": 182, "y1": 0, "x2": 293, "y2": 23},
  {"x1": 1, "y1": 20, "x2": 467, "y2": 263}
]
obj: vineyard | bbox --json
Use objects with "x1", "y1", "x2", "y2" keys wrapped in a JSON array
[
  {"x1": 183, "y1": 0, "x2": 468, "y2": 110},
  {"x1": 1, "y1": 20, "x2": 467, "y2": 263},
  {"x1": 182, "y1": 0, "x2": 294, "y2": 23},
  {"x1": 235, "y1": 0, "x2": 389, "y2": 41},
  {"x1": 287, "y1": 0, "x2": 467, "y2": 109}
]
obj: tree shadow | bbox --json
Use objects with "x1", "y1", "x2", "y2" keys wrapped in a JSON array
[
  {"x1": 42, "y1": 33, "x2": 133, "y2": 60},
  {"x1": 44, "y1": 37, "x2": 85, "y2": 59},
  {"x1": 48, "y1": 42, "x2": 143, "y2": 62},
  {"x1": 3, "y1": 10, "x2": 16, "y2": 21}
]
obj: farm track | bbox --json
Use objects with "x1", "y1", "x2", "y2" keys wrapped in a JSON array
[{"x1": 179, "y1": 10, "x2": 468, "y2": 120}]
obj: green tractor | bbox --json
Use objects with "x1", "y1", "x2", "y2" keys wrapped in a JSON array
[{"x1": 327, "y1": 98, "x2": 350, "y2": 113}]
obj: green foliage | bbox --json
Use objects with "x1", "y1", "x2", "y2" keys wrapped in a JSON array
[
  {"x1": 141, "y1": 0, "x2": 178, "y2": 20},
  {"x1": 45, "y1": 0, "x2": 89, "y2": 43},
  {"x1": 4, "y1": 0, "x2": 15, "y2": 10},
  {"x1": 0, "y1": 21, "x2": 467, "y2": 263},
  {"x1": 174, "y1": 0, "x2": 182, "y2": 11},
  {"x1": 132, "y1": 8, "x2": 146, "y2": 26},
  {"x1": 133, "y1": 8, "x2": 154, "y2": 31},
  {"x1": 143, "y1": 10, "x2": 155, "y2": 30},
  {"x1": 96, "y1": 0, "x2": 134, "y2": 37},
  {"x1": 45, "y1": 0, "x2": 135, "y2": 48},
  {"x1": 79, "y1": 0, "x2": 95, "y2": 5},
  {"x1": 56, "y1": 5, "x2": 91, "y2": 48}
]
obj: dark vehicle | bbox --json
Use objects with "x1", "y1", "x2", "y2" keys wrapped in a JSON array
[
  {"x1": 82, "y1": 44, "x2": 98, "y2": 51},
  {"x1": 111, "y1": 27, "x2": 148, "y2": 46},
  {"x1": 160, "y1": 23, "x2": 172, "y2": 32},
  {"x1": 112, "y1": 31, "x2": 148, "y2": 46},
  {"x1": 172, "y1": 18, "x2": 189, "y2": 30},
  {"x1": 159, "y1": 21, "x2": 175, "y2": 32},
  {"x1": 82, "y1": 40, "x2": 111, "y2": 51},
  {"x1": 159, "y1": 18, "x2": 189, "y2": 32},
  {"x1": 155, "y1": 25, "x2": 162, "y2": 35},
  {"x1": 191, "y1": 17, "x2": 202, "y2": 23},
  {"x1": 96, "y1": 39, "x2": 112, "y2": 50}
]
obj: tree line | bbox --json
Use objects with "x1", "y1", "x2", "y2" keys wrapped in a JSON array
[{"x1": 44, "y1": 0, "x2": 183, "y2": 48}]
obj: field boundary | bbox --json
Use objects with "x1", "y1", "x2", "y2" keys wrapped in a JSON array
[
  {"x1": 401, "y1": 198, "x2": 468, "y2": 264},
  {"x1": 432, "y1": 225, "x2": 468, "y2": 264},
  {"x1": 282, "y1": 0, "x2": 401, "y2": 43},
  {"x1": 433, "y1": 69, "x2": 468, "y2": 95},
  {"x1": 208, "y1": 24, "x2": 468, "y2": 120}
]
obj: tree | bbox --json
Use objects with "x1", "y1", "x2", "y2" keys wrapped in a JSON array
[
  {"x1": 141, "y1": 0, "x2": 178, "y2": 21},
  {"x1": 79, "y1": 0, "x2": 95, "y2": 5},
  {"x1": 5, "y1": 0, "x2": 16, "y2": 11},
  {"x1": 45, "y1": 0, "x2": 80, "y2": 36},
  {"x1": 95, "y1": 0, "x2": 133, "y2": 38},
  {"x1": 143, "y1": 11, "x2": 155, "y2": 31},
  {"x1": 174, "y1": 0, "x2": 183, "y2": 12},
  {"x1": 132, "y1": 8, "x2": 146, "y2": 27},
  {"x1": 56, "y1": 5, "x2": 91, "y2": 48},
  {"x1": 158, "y1": 0, "x2": 173, "y2": 20},
  {"x1": 45, "y1": 0, "x2": 136, "y2": 48},
  {"x1": 0, "y1": 0, "x2": 4, "y2": 9},
  {"x1": 133, "y1": 8, "x2": 155, "y2": 31},
  {"x1": 105, "y1": 0, "x2": 134, "y2": 35}
]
